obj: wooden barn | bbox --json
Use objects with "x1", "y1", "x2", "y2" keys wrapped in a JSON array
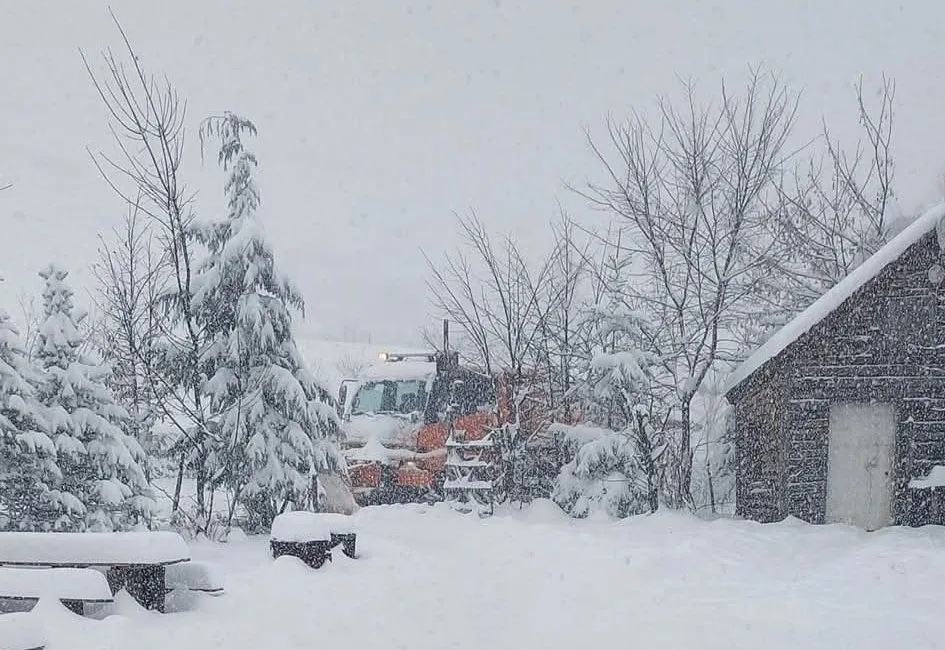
[{"x1": 726, "y1": 205, "x2": 945, "y2": 530}]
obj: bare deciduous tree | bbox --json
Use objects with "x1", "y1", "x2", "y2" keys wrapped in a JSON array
[
  {"x1": 578, "y1": 69, "x2": 799, "y2": 506},
  {"x1": 538, "y1": 213, "x2": 591, "y2": 424},
  {"x1": 83, "y1": 12, "x2": 214, "y2": 524},
  {"x1": 756, "y1": 75, "x2": 897, "y2": 332},
  {"x1": 426, "y1": 212, "x2": 564, "y2": 502},
  {"x1": 426, "y1": 212, "x2": 555, "y2": 425},
  {"x1": 91, "y1": 197, "x2": 169, "y2": 480}
]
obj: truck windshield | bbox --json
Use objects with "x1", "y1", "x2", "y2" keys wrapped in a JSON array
[{"x1": 351, "y1": 379, "x2": 426, "y2": 415}]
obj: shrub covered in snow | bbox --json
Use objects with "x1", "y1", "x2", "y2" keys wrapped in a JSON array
[{"x1": 552, "y1": 312, "x2": 668, "y2": 518}]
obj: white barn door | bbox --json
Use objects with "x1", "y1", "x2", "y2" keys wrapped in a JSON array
[{"x1": 826, "y1": 403, "x2": 896, "y2": 530}]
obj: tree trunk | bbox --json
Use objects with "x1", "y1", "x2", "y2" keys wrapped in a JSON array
[
  {"x1": 679, "y1": 399, "x2": 694, "y2": 508},
  {"x1": 171, "y1": 453, "x2": 185, "y2": 514}
]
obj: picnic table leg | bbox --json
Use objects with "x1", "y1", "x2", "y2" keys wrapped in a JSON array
[{"x1": 106, "y1": 565, "x2": 167, "y2": 612}]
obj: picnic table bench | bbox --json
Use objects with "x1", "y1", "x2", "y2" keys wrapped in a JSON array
[
  {"x1": 0, "y1": 567, "x2": 112, "y2": 616},
  {"x1": 0, "y1": 612, "x2": 46, "y2": 650},
  {"x1": 0, "y1": 531, "x2": 190, "y2": 613},
  {"x1": 270, "y1": 511, "x2": 358, "y2": 569}
]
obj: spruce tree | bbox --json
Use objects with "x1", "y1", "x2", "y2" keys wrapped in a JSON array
[
  {"x1": 193, "y1": 113, "x2": 343, "y2": 529},
  {"x1": 35, "y1": 265, "x2": 152, "y2": 530},
  {"x1": 0, "y1": 309, "x2": 60, "y2": 530}
]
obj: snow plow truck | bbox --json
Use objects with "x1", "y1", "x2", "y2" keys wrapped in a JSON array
[{"x1": 335, "y1": 323, "x2": 509, "y2": 505}]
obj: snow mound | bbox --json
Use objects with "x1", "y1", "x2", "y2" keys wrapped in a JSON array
[
  {"x1": 165, "y1": 561, "x2": 224, "y2": 592},
  {"x1": 314, "y1": 513, "x2": 358, "y2": 535},
  {"x1": 0, "y1": 613, "x2": 46, "y2": 650}
]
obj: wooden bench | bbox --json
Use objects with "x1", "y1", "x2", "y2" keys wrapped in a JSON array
[
  {"x1": 270, "y1": 512, "x2": 358, "y2": 568},
  {"x1": 0, "y1": 612, "x2": 46, "y2": 650},
  {"x1": 0, "y1": 531, "x2": 190, "y2": 613},
  {"x1": 165, "y1": 561, "x2": 224, "y2": 596},
  {"x1": 0, "y1": 567, "x2": 112, "y2": 616}
]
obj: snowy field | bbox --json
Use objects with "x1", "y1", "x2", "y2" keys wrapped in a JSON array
[{"x1": 26, "y1": 504, "x2": 945, "y2": 650}]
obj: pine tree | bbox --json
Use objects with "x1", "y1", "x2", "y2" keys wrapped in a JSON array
[
  {"x1": 35, "y1": 265, "x2": 153, "y2": 530},
  {"x1": 0, "y1": 309, "x2": 61, "y2": 530},
  {"x1": 552, "y1": 308, "x2": 667, "y2": 518},
  {"x1": 193, "y1": 113, "x2": 343, "y2": 529}
]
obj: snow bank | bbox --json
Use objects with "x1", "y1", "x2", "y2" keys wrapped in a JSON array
[
  {"x1": 28, "y1": 504, "x2": 945, "y2": 649},
  {"x1": 0, "y1": 532, "x2": 189, "y2": 566},
  {"x1": 313, "y1": 513, "x2": 358, "y2": 535},
  {"x1": 165, "y1": 561, "x2": 224, "y2": 593},
  {"x1": 727, "y1": 203, "x2": 945, "y2": 393},
  {"x1": 270, "y1": 512, "x2": 331, "y2": 542},
  {"x1": 0, "y1": 567, "x2": 112, "y2": 601},
  {"x1": 0, "y1": 613, "x2": 46, "y2": 650}
]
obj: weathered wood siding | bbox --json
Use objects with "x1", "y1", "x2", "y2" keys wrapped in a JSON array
[
  {"x1": 734, "y1": 231, "x2": 945, "y2": 526},
  {"x1": 734, "y1": 374, "x2": 787, "y2": 523}
]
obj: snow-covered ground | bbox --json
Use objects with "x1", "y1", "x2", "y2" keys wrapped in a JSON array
[{"x1": 24, "y1": 503, "x2": 945, "y2": 650}]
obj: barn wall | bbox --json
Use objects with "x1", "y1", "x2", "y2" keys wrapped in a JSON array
[
  {"x1": 779, "y1": 233, "x2": 945, "y2": 525},
  {"x1": 734, "y1": 373, "x2": 788, "y2": 523}
]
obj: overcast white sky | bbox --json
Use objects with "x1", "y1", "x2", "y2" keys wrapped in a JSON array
[{"x1": 2, "y1": 1, "x2": 944, "y2": 345}]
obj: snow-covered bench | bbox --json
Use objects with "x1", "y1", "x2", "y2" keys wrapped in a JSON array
[
  {"x1": 0, "y1": 612, "x2": 46, "y2": 650},
  {"x1": 0, "y1": 567, "x2": 112, "y2": 616},
  {"x1": 270, "y1": 512, "x2": 358, "y2": 568},
  {"x1": 0, "y1": 532, "x2": 190, "y2": 612},
  {"x1": 165, "y1": 560, "x2": 224, "y2": 596}
]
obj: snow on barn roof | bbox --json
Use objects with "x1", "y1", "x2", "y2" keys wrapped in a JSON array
[{"x1": 726, "y1": 203, "x2": 945, "y2": 395}]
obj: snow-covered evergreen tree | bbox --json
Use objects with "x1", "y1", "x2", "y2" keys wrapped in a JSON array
[
  {"x1": 552, "y1": 308, "x2": 667, "y2": 518},
  {"x1": 193, "y1": 113, "x2": 343, "y2": 529},
  {"x1": 35, "y1": 265, "x2": 152, "y2": 530},
  {"x1": 0, "y1": 309, "x2": 61, "y2": 530}
]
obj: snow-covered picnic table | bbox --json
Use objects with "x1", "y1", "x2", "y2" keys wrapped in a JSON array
[{"x1": 0, "y1": 531, "x2": 190, "y2": 612}]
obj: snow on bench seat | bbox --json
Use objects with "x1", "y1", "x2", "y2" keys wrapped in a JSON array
[
  {"x1": 270, "y1": 512, "x2": 331, "y2": 543},
  {"x1": 0, "y1": 613, "x2": 46, "y2": 650},
  {"x1": 0, "y1": 532, "x2": 190, "y2": 567},
  {"x1": 0, "y1": 567, "x2": 112, "y2": 603},
  {"x1": 165, "y1": 561, "x2": 224, "y2": 595}
]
